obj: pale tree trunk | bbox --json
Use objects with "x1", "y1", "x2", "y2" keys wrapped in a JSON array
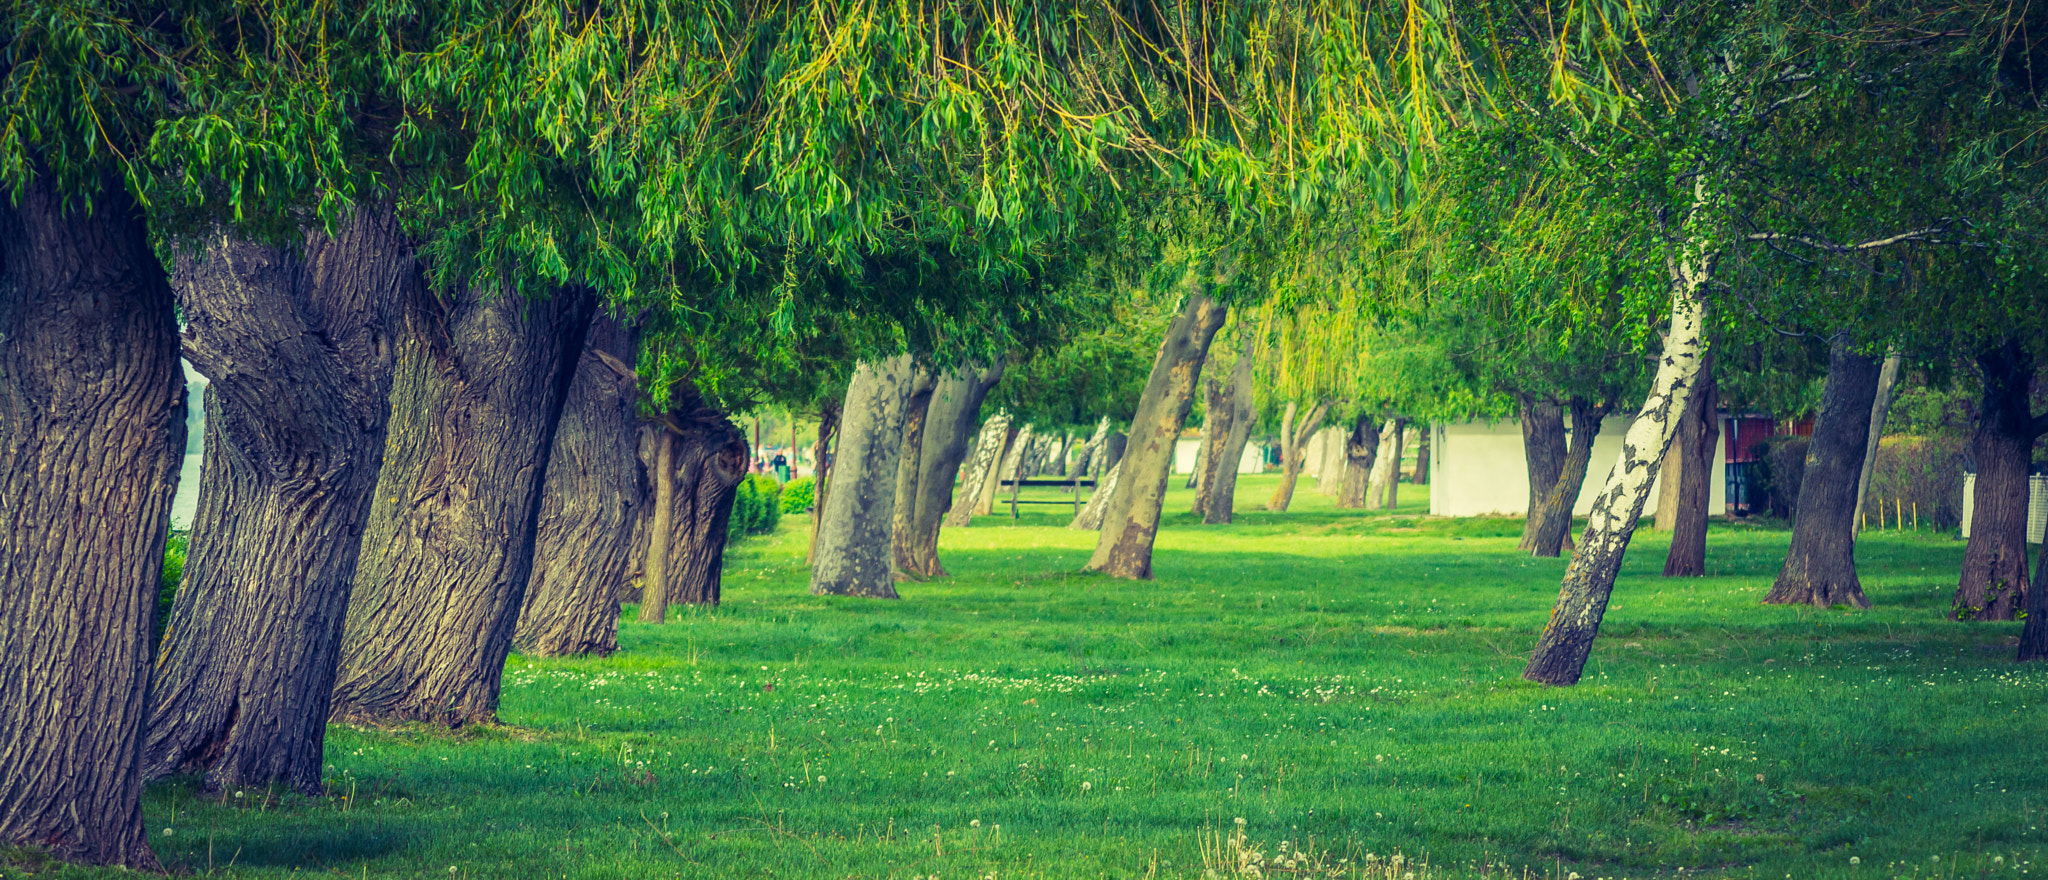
[
  {"x1": 805, "y1": 402, "x2": 839, "y2": 563},
  {"x1": 1071, "y1": 462, "x2": 1123, "y2": 530},
  {"x1": 1854, "y1": 353, "x2": 1903, "y2": 522},
  {"x1": 1526, "y1": 401, "x2": 1608, "y2": 557},
  {"x1": 1655, "y1": 438, "x2": 1685, "y2": 532},
  {"x1": 1200, "y1": 341, "x2": 1258, "y2": 524},
  {"x1": 1268, "y1": 400, "x2": 1330, "y2": 512},
  {"x1": 145, "y1": 208, "x2": 412, "y2": 795},
  {"x1": 1337, "y1": 413, "x2": 1382, "y2": 509},
  {"x1": 1518, "y1": 397, "x2": 1568, "y2": 551},
  {"x1": 330, "y1": 284, "x2": 596, "y2": 726},
  {"x1": 1662, "y1": 356, "x2": 1719, "y2": 577},
  {"x1": 1766, "y1": 334, "x2": 1881, "y2": 608},
  {"x1": 1184, "y1": 440, "x2": 1206, "y2": 490},
  {"x1": 899, "y1": 362, "x2": 1004, "y2": 577},
  {"x1": 650, "y1": 388, "x2": 749, "y2": 609},
  {"x1": 0, "y1": 176, "x2": 183, "y2": 870},
  {"x1": 1522, "y1": 237, "x2": 1712, "y2": 687},
  {"x1": 976, "y1": 422, "x2": 1022, "y2": 516},
  {"x1": 1367, "y1": 418, "x2": 1404, "y2": 510},
  {"x1": 1316, "y1": 426, "x2": 1348, "y2": 496},
  {"x1": 1086, "y1": 289, "x2": 1231, "y2": 578},
  {"x1": 947, "y1": 412, "x2": 1012, "y2": 528},
  {"x1": 887, "y1": 370, "x2": 940, "y2": 575},
  {"x1": 639, "y1": 430, "x2": 677, "y2": 620},
  {"x1": 1074, "y1": 416, "x2": 1111, "y2": 478},
  {"x1": 812, "y1": 355, "x2": 917, "y2": 598},
  {"x1": 1953, "y1": 340, "x2": 2045, "y2": 621}
]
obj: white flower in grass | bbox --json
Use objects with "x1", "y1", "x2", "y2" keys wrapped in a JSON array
[
  {"x1": 1080, "y1": 781, "x2": 1091, "y2": 791},
  {"x1": 1849, "y1": 856, "x2": 1861, "y2": 865}
]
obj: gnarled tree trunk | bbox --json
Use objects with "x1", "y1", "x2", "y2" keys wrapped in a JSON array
[
  {"x1": 812, "y1": 355, "x2": 917, "y2": 598},
  {"x1": 887, "y1": 370, "x2": 940, "y2": 576},
  {"x1": 1766, "y1": 337, "x2": 1881, "y2": 607},
  {"x1": 650, "y1": 387, "x2": 749, "y2": 610},
  {"x1": 145, "y1": 208, "x2": 412, "y2": 796},
  {"x1": 1087, "y1": 290, "x2": 1230, "y2": 578},
  {"x1": 1268, "y1": 401, "x2": 1330, "y2": 512},
  {"x1": 0, "y1": 177, "x2": 182, "y2": 870},
  {"x1": 947, "y1": 412, "x2": 1012, "y2": 528},
  {"x1": 1526, "y1": 401, "x2": 1607, "y2": 557},
  {"x1": 1954, "y1": 341, "x2": 2045, "y2": 621},
  {"x1": 330, "y1": 284, "x2": 596, "y2": 726},
  {"x1": 514, "y1": 315, "x2": 645, "y2": 653},
  {"x1": 1337, "y1": 414, "x2": 1382, "y2": 509},
  {"x1": 1662, "y1": 357, "x2": 1719, "y2": 577},
  {"x1": 899, "y1": 362, "x2": 1004, "y2": 577},
  {"x1": 1200, "y1": 344, "x2": 1258, "y2": 524},
  {"x1": 1518, "y1": 397, "x2": 1568, "y2": 552}
]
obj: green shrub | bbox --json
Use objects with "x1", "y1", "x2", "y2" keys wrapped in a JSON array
[
  {"x1": 729, "y1": 473, "x2": 782, "y2": 541},
  {"x1": 1751, "y1": 435, "x2": 1810, "y2": 519},
  {"x1": 780, "y1": 476, "x2": 816, "y2": 514},
  {"x1": 158, "y1": 532, "x2": 187, "y2": 639}
]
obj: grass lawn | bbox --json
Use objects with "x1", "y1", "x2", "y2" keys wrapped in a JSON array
[{"x1": 19, "y1": 474, "x2": 2047, "y2": 880}]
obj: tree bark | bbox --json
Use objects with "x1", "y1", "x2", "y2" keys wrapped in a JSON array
[
  {"x1": 976, "y1": 422, "x2": 1022, "y2": 516},
  {"x1": 887, "y1": 370, "x2": 941, "y2": 576},
  {"x1": 1200, "y1": 343, "x2": 1258, "y2": 524},
  {"x1": 650, "y1": 388, "x2": 748, "y2": 609},
  {"x1": 1370, "y1": 418, "x2": 1407, "y2": 509},
  {"x1": 640, "y1": 429, "x2": 677, "y2": 620},
  {"x1": 145, "y1": 208, "x2": 413, "y2": 795},
  {"x1": 1191, "y1": 376, "x2": 1238, "y2": 517},
  {"x1": 811, "y1": 355, "x2": 917, "y2": 598},
  {"x1": 1526, "y1": 401, "x2": 1607, "y2": 557},
  {"x1": 1953, "y1": 340, "x2": 2044, "y2": 621},
  {"x1": 947, "y1": 412, "x2": 1011, "y2": 527},
  {"x1": 2024, "y1": 537, "x2": 2048, "y2": 661},
  {"x1": 1518, "y1": 397, "x2": 1568, "y2": 552},
  {"x1": 0, "y1": 176, "x2": 182, "y2": 870},
  {"x1": 1071, "y1": 461, "x2": 1123, "y2": 530},
  {"x1": 1854, "y1": 353, "x2": 1903, "y2": 522},
  {"x1": 1412, "y1": 428, "x2": 1431, "y2": 486},
  {"x1": 1662, "y1": 356, "x2": 1719, "y2": 577},
  {"x1": 330, "y1": 283, "x2": 597, "y2": 726},
  {"x1": 1315, "y1": 426, "x2": 1347, "y2": 496},
  {"x1": 1337, "y1": 413, "x2": 1382, "y2": 509},
  {"x1": 1086, "y1": 289, "x2": 1230, "y2": 578},
  {"x1": 1765, "y1": 336, "x2": 1881, "y2": 607},
  {"x1": 1074, "y1": 417, "x2": 1112, "y2": 478},
  {"x1": 899, "y1": 362, "x2": 1004, "y2": 577},
  {"x1": 1184, "y1": 439, "x2": 1206, "y2": 490},
  {"x1": 806, "y1": 402, "x2": 839, "y2": 563},
  {"x1": 1523, "y1": 240, "x2": 1711, "y2": 687},
  {"x1": 1269, "y1": 401, "x2": 1330, "y2": 512}
]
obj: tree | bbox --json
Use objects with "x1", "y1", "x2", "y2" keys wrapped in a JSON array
[
  {"x1": 1268, "y1": 399, "x2": 1332, "y2": 512},
  {"x1": 897, "y1": 362, "x2": 1006, "y2": 577},
  {"x1": 1765, "y1": 334, "x2": 1883, "y2": 608},
  {"x1": 1661, "y1": 357, "x2": 1721, "y2": 578},
  {"x1": 812, "y1": 356, "x2": 920, "y2": 599},
  {"x1": 1195, "y1": 334, "x2": 1260, "y2": 523}
]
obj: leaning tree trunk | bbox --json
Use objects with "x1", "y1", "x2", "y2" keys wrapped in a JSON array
[
  {"x1": 652, "y1": 388, "x2": 749, "y2": 609},
  {"x1": 330, "y1": 284, "x2": 596, "y2": 726},
  {"x1": 1201, "y1": 345, "x2": 1258, "y2": 524},
  {"x1": 0, "y1": 176, "x2": 182, "y2": 870},
  {"x1": 1337, "y1": 413, "x2": 1382, "y2": 509},
  {"x1": 1191, "y1": 374, "x2": 1238, "y2": 517},
  {"x1": 1517, "y1": 397, "x2": 1568, "y2": 551},
  {"x1": 1526, "y1": 401, "x2": 1606, "y2": 557},
  {"x1": 1412, "y1": 428, "x2": 1431, "y2": 486},
  {"x1": 812, "y1": 355, "x2": 918, "y2": 598},
  {"x1": 1954, "y1": 340, "x2": 2044, "y2": 621},
  {"x1": 1854, "y1": 353, "x2": 1903, "y2": 523},
  {"x1": 1071, "y1": 462, "x2": 1124, "y2": 530},
  {"x1": 1766, "y1": 336, "x2": 1882, "y2": 608},
  {"x1": 947, "y1": 412, "x2": 1012, "y2": 528},
  {"x1": 1371, "y1": 418, "x2": 1407, "y2": 509},
  {"x1": 514, "y1": 315, "x2": 645, "y2": 654},
  {"x1": 1073, "y1": 416, "x2": 1111, "y2": 479},
  {"x1": 1662, "y1": 356, "x2": 1720, "y2": 577},
  {"x1": 806, "y1": 402, "x2": 840, "y2": 563},
  {"x1": 145, "y1": 208, "x2": 412, "y2": 796},
  {"x1": 900, "y1": 362, "x2": 1005, "y2": 577},
  {"x1": 1184, "y1": 440, "x2": 1206, "y2": 490},
  {"x1": 887, "y1": 371, "x2": 941, "y2": 575},
  {"x1": 1269, "y1": 401, "x2": 1330, "y2": 512},
  {"x1": 1086, "y1": 290, "x2": 1231, "y2": 578},
  {"x1": 1523, "y1": 236, "x2": 1712, "y2": 687}
]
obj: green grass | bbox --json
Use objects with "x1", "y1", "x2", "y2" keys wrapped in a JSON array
[{"x1": 20, "y1": 474, "x2": 2048, "y2": 880}]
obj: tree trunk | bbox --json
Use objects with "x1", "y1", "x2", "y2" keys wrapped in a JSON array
[
  {"x1": 1269, "y1": 401, "x2": 1330, "y2": 512},
  {"x1": 1953, "y1": 340, "x2": 2043, "y2": 621},
  {"x1": 1518, "y1": 397, "x2": 1568, "y2": 551},
  {"x1": 653, "y1": 389, "x2": 749, "y2": 608},
  {"x1": 1337, "y1": 413, "x2": 1382, "y2": 509},
  {"x1": 1184, "y1": 439, "x2": 1206, "y2": 490},
  {"x1": 1526, "y1": 401, "x2": 1607, "y2": 557},
  {"x1": 1662, "y1": 356, "x2": 1719, "y2": 577},
  {"x1": 806, "y1": 402, "x2": 839, "y2": 563},
  {"x1": 887, "y1": 370, "x2": 940, "y2": 576},
  {"x1": 2024, "y1": 537, "x2": 2048, "y2": 661},
  {"x1": 145, "y1": 209, "x2": 412, "y2": 796},
  {"x1": 1316, "y1": 426, "x2": 1348, "y2": 496},
  {"x1": 1071, "y1": 461, "x2": 1123, "y2": 530},
  {"x1": 1086, "y1": 290, "x2": 1230, "y2": 578},
  {"x1": 330, "y1": 284, "x2": 596, "y2": 726},
  {"x1": 1412, "y1": 428, "x2": 1430, "y2": 486},
  {"x1": 514, "y1": 316, "x2": 645, "y2": 649},
  {"x1": 1854, "y1": 353, "x2": 1903, "y2": 522},
  {"x1": 1371, "y1": 418, "x2": 1407, "y2": 509},
  {"x1": 1192, "y1": 378, "x2": 1236, "y2": 516},
  {"x1": 899, "y1": 362, "x2": 1004, "y2": 577},
  {"x1": 0, "y1": 176, "x2": 182, "y2": 870},
  {"x1": 1201, "y1": 344, "x2": 1258, "y2": 524},
  {"x1": 947, "y1": 412, "x2": 1011, "y2": 528},
  {"x1": 1074, "y1": 417, "x2": 1111, "y2": 478},
  {"x1": 640, "y1": 429, "x2": 677, "y2": 620},
  {"x1": 1765, "y1": 336, "x2": 1881, "y2": 607},
  {"x1": 977, "y1": 422, "x2": 1022, "y2": 516},
  {"x1": 1522, "y1": 242, "x2": 1711, "y2": 687},
  {"x1": 811, "y1": 355, "x2": 917, "y2": 598}
]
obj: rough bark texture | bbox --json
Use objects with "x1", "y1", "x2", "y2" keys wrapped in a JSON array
[
  {"x1": 1337, "y1": 414, "x2": 1382, "y2": 509},
  {"x1": 0, "y1": 178, "x2": 183, "y2": 870},
  {"x1": 1412, "y1": 429, "x2": 1430, "y2": 485},
  {"x1": 1517, "y1": 397, "x2": 1568, "y2": 552},
  {"x1": 330, "y1": 284, "x2": 596, "y2": 726},
  {"x1": 1191, "y1": 373, "x2": 1237, "y2": 517},
  {"x1": 977, "y1": 422, "x2": 1022, "y2": 516},
  {"x1": 1369, "y1": 418, "x2": 1406, "y2": 510},
  {"x1": 947, "y1": 413, "x2": 1012, "y2": 527},
  {"x1": 806, "y1": 402, "x2": 839, "y2": 563},
  {"x1": 899, "y1": 362, "x2": 1004, "y2": 577},
  {"x1": 1196, "y1": 342, "x2": 1255, "y2": 523},
  {"x1": 639, "y1": 429, "x2": 678, "y2": 620},
  {"x1": 1087, "y1": 290, "x2": 1230, "y2": 578},
  {"x1": 1074, "y1": 417, "x2": 1112, "y2": 478},
  {"x1": 145, "y1": 208, "x2": 412, "y2": 796},
  {"x1": 650, "y1": 388, "x2": 748, "y2": 609},
  {"x1": 1316, "y1": 426, "x2": 1348, "y2": 496},
  {"x1": 1953, "y1": 341, "x2": 2044, "y2": 621},
  {"x1": 514, "y1": 316, "x2": 645, "y2": 653},
  {"x1": 812, "y1": 356, "x2": 917, "y2": 598},
  {"x1": 887, "y1": 370, "x2": 941, "y2": 575},
  {"x1": 1268, "y1": 401, "x2": 1330, "y2": 512},
  {"x1": 1662, "y1": 357, "x2": 1719, "y2": 577},
  {"x1": 1071, "y1": 461, "x2": 1123, "y2": 530},
  {"x1": 1854, "y1": 354, "x2": 1903, "y2": 522},
  {"x1": 1523, "y1": 239, "x2": 1711, "y2": 687},
  {"x1": 1766, "y1": 336, "x2": 1881, "y2": 608},
  {"x1": 1526, "y1": 401, "x2": 1607, "y2": 557}
]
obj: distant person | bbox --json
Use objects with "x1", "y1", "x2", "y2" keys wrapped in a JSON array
[{"x1": 772, "y1": 451, "x2": 789, "y2": 482}]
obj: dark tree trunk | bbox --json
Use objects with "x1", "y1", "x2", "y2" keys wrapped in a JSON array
[
  {"x1": 812, "y1": 355, "x2": 917, "y2": 598},
  {"x1": 1412, "y1": 428, "x2": 1431, "y2": 485},
  {"x1": 1201, "y1": 347, "x2": 1258, "y2": 524},
  {"x1": 1269, "y1": 401, "x2": 1330, "y2": 512},
  {"x1": 806, "y1": 402, "x2": 840, "y2": 563},
  {"x1": 1518, "y1": 397, "x2": 1568, "y2": 552},
  {"x1": 888, "y1": 370, "x2": 940, "y2": 576},
  {"x1": 1337, "y1": 413, "x2": 1382, "y2": 509},
  {"x1": 900, "y1": 362, "x2": 1004, "y2": 576},
  {"x1": 1765, "y1": 338, "x2": 1880, "y2": 607},
  {"x1": 946, "y1": 412, "x2": 1011, "y2": 528},
  {"x1": 1527, "y1": 400, "x2": 1607, "y2": 557},
  {"x1": 2024, "y1": 538, "x2": 2048, "y2": 661},
  {"x1": 1087, "y1": 290, "x2": 1230, "y2": 578},
  {"x1": 653, "y1": 387, "x2": 748, "y2": 608},
  {"x1": 515, "y1": 315, "x2": 645, "y2": 653},
  {"x1": 1662, "y1": 357, "x2": 1720, "y2": 577},
  {"x1": 1954, "y1": 341, "x2": 2045, "y2": 621},
  {"x1": 640, "y1": 430, "x2": 677, "y2": 620},
  {"x1": 330, "y1": 284, "x2": 596, "y2": 726},
  {"x1": 145, "y1": 208, "x2": 412, "y2": 795},
  {"x1": 0, "y1": 178, "x2": 182, "y2": 869},
  {"x1": 1191, "y1": 378, "x2": 1233, "y2": 515}
]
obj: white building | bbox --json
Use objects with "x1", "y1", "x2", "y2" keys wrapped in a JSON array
[
  {"x1": 1173, "y1": 437, "x2": 1268, "y2": 475},
  {"x1": 1428, "y1": 418, "x2": 1726, "y2": 518}
]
